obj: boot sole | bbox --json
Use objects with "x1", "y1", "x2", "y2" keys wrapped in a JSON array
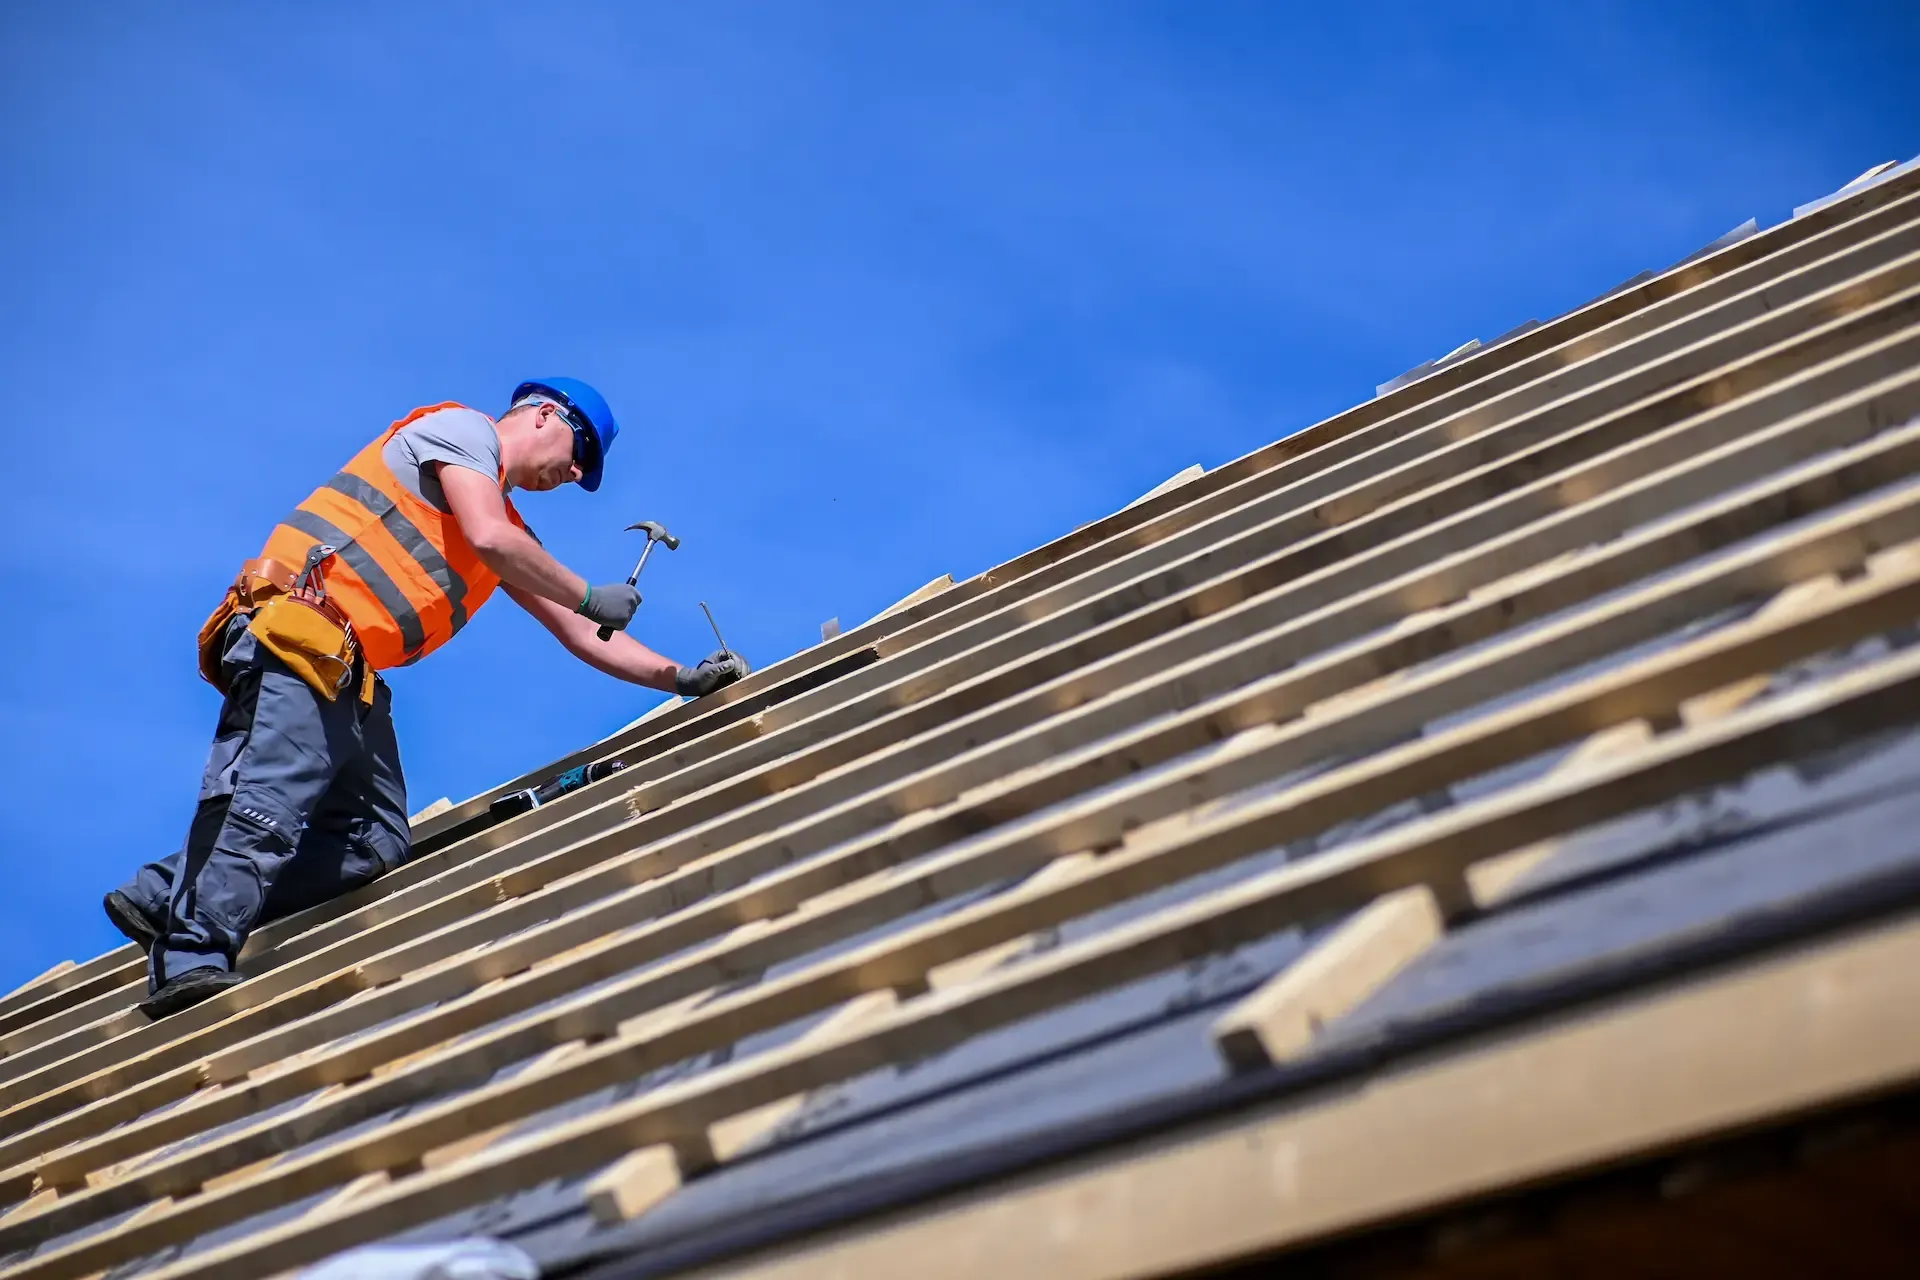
[
  {"x1": 102, "y1": 892, "x2": 160, "y2": 953},
  {"x1": 138, "y1": 972, "x2": 242, "y2": 1020}
]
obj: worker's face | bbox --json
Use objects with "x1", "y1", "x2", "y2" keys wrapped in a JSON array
[{"x1": 523, "y1": 404, "x2": 585, "y2": 492}]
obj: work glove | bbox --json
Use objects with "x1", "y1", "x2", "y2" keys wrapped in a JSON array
[
  {"x1": 577, "y1": 583, "x2": 641, "y2": 631},
  {"x1": 675, "y1": 648, "x2": 750, "y2": 698}
]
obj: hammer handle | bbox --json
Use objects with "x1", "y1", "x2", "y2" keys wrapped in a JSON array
[
  {"x1": 597, "y1": 533, "x2": 666, "y2": 643},
  {"x1": 595, "y1": 562, "x2": 647, "y2": 643}
]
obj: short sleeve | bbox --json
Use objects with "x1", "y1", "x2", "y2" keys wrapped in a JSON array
[
  {"x1": 403, "y1": 408, "x2": 501, "y2": 479},
  {"x1": 384, "y1": 408, "x2": 504, "y2": 512}
]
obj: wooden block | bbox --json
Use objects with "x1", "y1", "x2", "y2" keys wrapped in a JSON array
[
  {"x1": 420, "y1": 1042, "x2": 587, "y2": 1172},
  {"x1": 201, "y1": 1155, "x2": 280, "y2": 1196},
  {"x1": 0, "y1": 1186, "x2": 57, "y2": 1226},
  {"x1": 617, "y1": 987, "x2": 719, "y2": 1043},
  {"x1": 1679, "y1": 574, "x2": 1843, "y2": 727},
  {"x1": 75, "y1": 1196, "x2": 172, "y2": 1280},
  {"x1": 1845, "y1": 160, "x2": 1903, "y2": 189},
  {"x1": 406, "y1": 798, "x2": 454, "y2": 826},
  {"x1": 710, "y1": 989, "x2": 902, "y2": 1162},
  {"x1": 256, "y1": 1175, "x2": 391, "y2": 1280},
  {"x1": 585, "y1": 1144, "x2": 683, "y2": 1226},
  {"x1": 1678, "y1": 674, "x2": 1774, "y2": 727},
  {"x1": 927, "y1": 855, "x2": 1098, "y2": 992},
  {"x1": 1125, "y1": 464, "x2": 1205, "y2": 511},
  {"x1": 83, "y1": 1085, "x2": 231, "y2": 1190},
  {"x1": 795, "y1": 868, "x2": 913, "y2": 922},
  {"x1": 1213, "y1": 886, "x2": 1444, "y2": 1072},
  {"x1": 1303, "y1": 672, "x2": 1403, "y2": 721},
  {"x1": 302, "y1": 1171, "x2": 388, "y2": 1218},
  {"x1": 1465, "y1": 548, "x2": 1584, "y2": 602},
  {"x1": 1467, "y1": 720, "x2": 1657, "y2": 907},
  {"x1": 868, "y1": 575, "x2": 957, "y2": 625},
  {"x1": 1867, "y1": 539, "x2": 1920, "y2": 577},
  {"x1": 1761, "y1": 573, "x2": 1846, "y2": 619}
]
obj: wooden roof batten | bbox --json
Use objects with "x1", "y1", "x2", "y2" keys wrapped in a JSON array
[{"x1": 3, "y1": 159, "x2": 1920, "y2": 1279}]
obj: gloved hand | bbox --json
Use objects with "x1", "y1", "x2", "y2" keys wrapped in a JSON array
[
  {"x1": 577, "y1": 583, "x2": 641, "y2": 631},
  {"x1": 675, "y1": 648, "x2": 750, "y2": 698}
]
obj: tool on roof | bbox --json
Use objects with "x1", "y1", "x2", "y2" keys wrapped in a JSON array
[
  {"x1": 698, "y1": 600, "x2": 733, "y2": 656},
  {"x1": 488, "y1": 759, "x2": 627, "y2": 821},
  {"x1": 598, "y1": 520, "x2": 679, "y2": 641}
]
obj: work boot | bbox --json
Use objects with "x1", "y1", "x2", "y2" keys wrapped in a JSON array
[
  {"x1": 102, "y1": 890, "x2": 162, "y2": 953},
  {"x1": 138, "y1": 967, "x2": 243, "y2": 1020}
]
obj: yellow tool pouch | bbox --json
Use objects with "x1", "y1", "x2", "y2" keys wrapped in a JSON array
[
  {"x1": 248, "y1": 592, "x2": 360, "y2": 702},
  {"x1": 198, "y1": 557, "x2": 306, "y2": 695}
]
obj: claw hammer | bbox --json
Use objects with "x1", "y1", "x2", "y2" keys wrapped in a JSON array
[{"x1": 599, "y1": 520, "x2": 680, "y2": 641}]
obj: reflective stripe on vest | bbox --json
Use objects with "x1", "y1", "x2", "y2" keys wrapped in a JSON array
[
  {"x1": 281, "y1": 503, "x2": 431, "y2": 659},
  {"x1": 322, "y1": 473, "x2": 474, "y2": 637},
  {"x1": 255, "y1": 404, "x2": 519, "y2": 669}
]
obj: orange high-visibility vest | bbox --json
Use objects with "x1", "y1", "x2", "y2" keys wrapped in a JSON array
[{"x1": 259, "y1": 403, "x2": 529, "y2": 670}]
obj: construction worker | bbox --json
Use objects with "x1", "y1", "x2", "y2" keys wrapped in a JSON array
[{"x1": 105, "y1": 379, "x2": 748, "y2": 1018}]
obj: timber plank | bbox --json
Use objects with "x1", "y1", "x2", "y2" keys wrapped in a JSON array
[
  {"x1": 18, "y1": 249, "x2": 1908, "y2": 1111},
  {"x1": 656, "y1": 909, "x2": 1920, "y2": 1280},
  {"x1": 10, "y1": 527, "x2": 1919, "y2": 1270},
  {"x1": 45, "y1": 185, "x2": 1920, "y2": 1013},
  {"x1": 17, "y1": 178, "x2": 1920, "y2": 1055},
  {"x1": 12, "y1": 196, "x2": 1911, "y2": 1062},
  {"x1": 583, "y1": 1145, "x2": 682, "y2": 1228},
  {"x1": 1212, "y1": 885, "x2": 1445, "y2": 1071},
  {"x1": 15, "y1": 367, "x2": 1920, "y2": 1191},
  {"x1": 3, "y1": 155, "x2": 1920, "y2": 1274},
  {"x1": 397, "y1": 172, "x2": 1920, "y2": 842},
  {"x1": 34, "y1": 631, "x2": 1920, "y2": 1280}
]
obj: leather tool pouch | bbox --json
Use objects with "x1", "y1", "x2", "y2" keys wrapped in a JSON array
[
  {"x1": 197, "y1": 593, "x2": 242, "y2": 691},
  {"x1": 248, "y1": 590, "x2": 359, "y2": 702},
  {"x1": 199, "y1": 553, "x2": 362, "y2": 702},
  {"x1": 198, "y1": 558, "x2": 302, "y2": 694}
]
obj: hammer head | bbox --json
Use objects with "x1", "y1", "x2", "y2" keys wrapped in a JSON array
[{"x1": 624, "y1": 520, "x2": 681, "y2": 550}]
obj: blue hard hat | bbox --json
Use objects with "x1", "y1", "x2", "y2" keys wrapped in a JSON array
[{"x1": 510, "y1": 377, "x2": 619, "y2": 492}]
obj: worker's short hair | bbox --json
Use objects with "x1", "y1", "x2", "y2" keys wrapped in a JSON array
[
  {"x1": 508, "y1": 393, "x2": 561, "y2": 416},
  {"x1": 511, "y1": 392, "x2": 592, "y2": 434}
]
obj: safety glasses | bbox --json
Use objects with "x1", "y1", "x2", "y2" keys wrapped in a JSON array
[
  {"x1": 530, "y1": 397, "x2": 600, "y2": 477},
  {"x1": 564, "y1": 414, "x2": 596, "y2": 474}
]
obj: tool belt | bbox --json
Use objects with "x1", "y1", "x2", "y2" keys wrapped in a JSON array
[{"x1": 198, "y1": 555, "x2": 373, "y2": 705}]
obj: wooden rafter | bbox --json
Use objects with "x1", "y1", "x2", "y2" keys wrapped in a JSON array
[{"x1": 3, "y1": 164, "x2": 1920, "y2": 1280}]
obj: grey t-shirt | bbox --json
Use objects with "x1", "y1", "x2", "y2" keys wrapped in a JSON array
[{"x1": 382, "y1": 407, "x2": 502, "y2": 513}]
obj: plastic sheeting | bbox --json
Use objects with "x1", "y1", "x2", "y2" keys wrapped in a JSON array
[{"x1": 300, "y1": 1238, "x2": 539, "y2": 1280}]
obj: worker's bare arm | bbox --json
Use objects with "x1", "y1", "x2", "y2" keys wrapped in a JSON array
[
  {"x1": 502, "y1": 583, "x2": 680, "y2": 691},
  {"x1": 439, "y1": 463, "x2": 589, "y2": 609}
]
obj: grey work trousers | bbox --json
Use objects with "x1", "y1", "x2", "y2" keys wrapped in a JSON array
[{"x1": 120, "y1": 614, "x2": 410, "y2": 985}]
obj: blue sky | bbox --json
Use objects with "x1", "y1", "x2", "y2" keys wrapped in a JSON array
[{"x1": 1, "y1": 2, "x2": 1913, "y2": 988}]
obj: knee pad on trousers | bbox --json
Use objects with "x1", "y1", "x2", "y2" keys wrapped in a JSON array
[
  {"x1": 356, "y1": 820, "x2": 411, "y2": 877},
  {"x1": 193, "y1": 804, "x2": 297, "y2": 946}
]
